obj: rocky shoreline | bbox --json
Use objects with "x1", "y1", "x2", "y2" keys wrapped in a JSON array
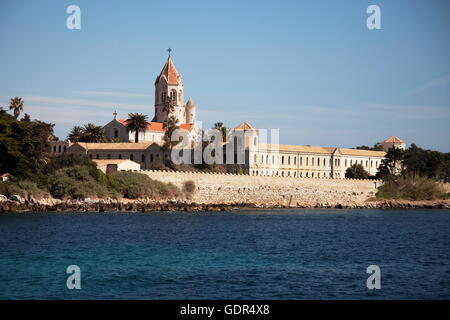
[{"x1": 1, "y1": 194, "x2": 450, "y2": 212}]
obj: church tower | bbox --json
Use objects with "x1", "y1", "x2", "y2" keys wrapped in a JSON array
[{"x1": 153, "y1": 54, "x2": 185, "y2": 124}]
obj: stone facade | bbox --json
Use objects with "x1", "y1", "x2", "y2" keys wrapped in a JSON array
[{"x1": 139, "y1": 169, "x2": 382, "y2": 207}]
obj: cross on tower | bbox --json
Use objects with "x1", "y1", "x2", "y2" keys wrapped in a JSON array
[
  {"x1": 113, "y1": 110, "x2": 117, "y2": 119},
  {"x1": 167, "y1": 48, "x2": 172, "y2": 56}
]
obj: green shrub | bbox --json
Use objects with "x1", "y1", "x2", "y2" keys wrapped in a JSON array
[
  {"x1": 376, "y1": 176, "x2": 446, "y2": 200},
  {"x1": 107, "y1": 171, "x2": 181, "y2": 199},
  {"x1": 0, "y1": 180, "x2": 49, "y2": 199},
  {"x1": 182, "y1": 180, "x2": 196, "y2": 194},
  {"x1": 49, "y1": 165, "x2": 108, "y2": 199}
]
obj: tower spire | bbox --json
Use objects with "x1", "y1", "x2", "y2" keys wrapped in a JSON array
[{"x1": 167, "y1": 48, "x2": 172, "y2": 57}]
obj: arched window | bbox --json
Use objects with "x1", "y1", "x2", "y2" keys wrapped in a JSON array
[
  {"x1": 300, "y1": 157, "x2": 303, "y2": 166},
  {"x1": 311, "y1": 157, "x2": 314, "y2": 166},
  {"x1": 58, "y1": 146, "x2": 61, "y2": 152},
  {"x1": 254, "y1": 154, "x2": 257, "y2": 163},
  {"x1": 282, "y1": 156, "x2": 284, "y2": 165},
  {"x1": 345, "y1": 159, "x2": 347, "y2": 167},
  {"x1": 288, "y1": 157, "x2": 291, "y2": 165},
  {"x1": 118, "y1": 154, "x2": 122, "y2": 159},
  {"x1": 170, "y1": 90, "x2": 177, "y2": 102},
  {"x1": 323, "y1": 158, "x2": 326, "y2": 166},
  {"x1": 312, "y1": 172, "x2": 314, "y2": 178},
  {"x1": 261, "y1": 155, "x2": 264, "y2": 163},
  {"x1": 161, "y1": 92, "x2": 166, "y2": 103},
  {"x1": 272, "y1": 155, "x2": 275, "y2": 164},
  {"x1": 53, "y1": 146, "x2": 56, "y2": 152},
  {"x1": 89, "y1": 154, "x2": 92, "y2": 159},
  {"x1": 96, "y1": 154, "x2": 99, "y2": 159},
  {"x1": 141, "y1": 154, "x2": 145, "y2": 163},
  {"x1": 306, "y1": 157, "x2": 309, "y2": 166},
  {"x1": 114, "y1": 129, "x2": 119, "y2": 139},
  {"x1": 150, "y1": 154, "x2": 154, "y2": 162},
  {"x1": 254, "y1": 137, "x2": 257, "y2": 146},
  {"x1": 130, "y1": 154, "x2": 134, "y2": 161},
  {"x1": 266, "y1": 155, "x2": 268, "y2": 164}
]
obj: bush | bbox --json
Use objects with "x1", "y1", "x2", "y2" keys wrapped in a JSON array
[
  {"x1": 0, "y1": 180, "x2": 49, "y2": 199},
  {"x1": 49, "y1": 165, "x2": 108, "y2": 199},
  {"x1": 376, "y1": 176, "x2": 446, "y2": 200},
  {"x1": 182, "y1": 180, "x2": 196, "y2": 194},
  {"x1": 345, "y1": 164, "x2": 369, "y2": 179},
  {"x1": 107, "y1": 171, "x2": 181, "y2": 199}
]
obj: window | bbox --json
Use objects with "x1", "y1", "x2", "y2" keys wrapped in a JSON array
[
  {"x1": 107, "y1": 154, "x2": 111, "y2": 159},
  {"x1": 58, "y1": 146, "x2": 61, "y2": 152},
  {"x1": 150, "y1": 154, "x2": 154, "y2": 162},
  {"x1": 294, "y1": 157, "x2": 297, "y2": 165},
  {"x1": 288, "y1": 157, "x2": 291, "y2": 165},
  {"x1": 312, "y1": 157, "x2": 314, "y2": 166},
  {"x1": 345, "y1": 159, "x2": 347, "y2": 167},
  {"x1": 130, "y1": 154, "x2": 134, "y2": 161},
  {"x1": 266, "y1": 155, "x2": 269, "y2": 164},
  {"x1": 306, "y1": 172, "x2": 308, "y2": 177},
  {"x1": 141, "y1": 154, "x2": 145, "y2": 163},
  {"x1": 170, "y1": 90, "x2": 177, "y2": 102},
  {"x1": 306, "y1": 157, "x2": 309, "y2": 166},
  {"x1": 63, "y1": 146, "x2": 67, "y2": 152},
  {"x1": 96, "y1": 154, "x2": 99, "y2": 159},
  {"x1": 282, "y1": 156, "x2": 284, "y2": 165},
  {"x1": 161, "y1": 92, "x2": 166, "y2": 103},
  {"x1": 272, "y1": 155, "x2": 275, "y2": 164},
  {"x1": 312, "y1": 172, "x2": 314, "y2": 178},
  {"x1": 366, "y1": 160, "x2": 368, "y2": 167},
  {"x1": 89, "y1": 154, "x2": 92, "y2": 159},
  {"x1": 114, "y1": 129, "x2": 119, "y2": 139},
  {"x1": 53, "y1": 146, "x2": 56, "y2": 152},
  {"x1": 254, "y1": 137, "x2": 257, "y2": 146},
  {"x1": 119, "y1": 154, "x2": 122, "y2": 159},
  {"x1": 254, "y1": 154, "x2": 257, "y2": 163},
  {"x1": 300, "y1": 157, "x2": 303, "y2": 166},
  {"x1": 323, "y1": 158, "x2": 326, "y2": 166},
  {"x1": 261, "y1": 155, "x2": 264, "y2": 163}
]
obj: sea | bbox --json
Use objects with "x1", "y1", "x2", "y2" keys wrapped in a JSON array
[{"x1": 0, "y1": 209, "x2": 449, "y2": 299}]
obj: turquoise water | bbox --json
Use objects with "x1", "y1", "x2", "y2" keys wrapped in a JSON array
[{"x1": 0, "y1": 209, "x2": 449, "y2": 299}]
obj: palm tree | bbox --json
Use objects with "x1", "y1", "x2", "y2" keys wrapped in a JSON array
[
  {"x1": 9, "y1": 97, "x2": 24, "y2": 119},
  {"x1": 163, "y1": 115, "x2": 180, "y2": 166},
  {"x1": 126, "y1": 113, "x2": 148, "y2": 143},
  {"x1": 68, "y1": 126, "x2": 85, "y2": 142},
  {"x1": 213, "y1": 122, "x2": 229, "y2": 142},
  {"x1": 83, "y1": 123, "x2": 106, "y2": 143}
]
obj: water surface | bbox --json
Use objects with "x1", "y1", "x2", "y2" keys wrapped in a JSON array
[{"x1": 0, "y1": 209, "x2": 449, "y2": 299}]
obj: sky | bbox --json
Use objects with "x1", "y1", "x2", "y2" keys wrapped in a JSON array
[{"x1": 0, "y1": 0, "x2": 449, "y2": 151}]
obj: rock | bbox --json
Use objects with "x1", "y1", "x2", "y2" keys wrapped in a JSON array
[
  {"x1": 10, "y1": 194, "x2": 25, "y2": 204},
  {"x1": 0, "y1": 194, "x2": 8, "y2": 202}
]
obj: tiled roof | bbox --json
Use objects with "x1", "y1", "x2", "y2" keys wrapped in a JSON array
[
  {"x1": 155, "y1": 56, "x2": 181, "y2": 85},
  {"x1": 234, "y1": 122, "x2": 257, "y2": 130},
  {"x1": 117, "y1": 119, "x2": 193, "y2": 132},
  {"x1": 338, "y1": 148, "x2": 386, "y2": 157},
  {"x1": 258, "y1": 143, "x2": 334, "y2": 154},
  {"x1": 93, "y1": 159, "x2": 137, "y2": 166},
  {"x1": 75, "y1": 142, "x2": 154, "y2": 150},
  {"x1": 384, "y1": 136, "x2": 404, "y2": 143},
  {"x1": 258, "y1": 144, "x2": 385, "y2": 157}
]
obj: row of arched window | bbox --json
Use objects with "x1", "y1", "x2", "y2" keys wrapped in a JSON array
[
  {"x1": 251, "y1": 170, "x2": 341, "y2": 178},
  {"x1": 52, "y1": 145, "x2": 67, "y2": 153},
  {"x1": 253, "y1": 153, "x2": 380, "y2": 170},
  {"x1": 160, "y1": 89, "x2": 182, "y2": 104},
  {"x1": 88, "y1": 153, "x2": 160, "y2": 163}
]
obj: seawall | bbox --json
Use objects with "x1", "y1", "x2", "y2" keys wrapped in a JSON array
[{"x1": 139, "y1": 170, "x2": 382, "y2": 207}]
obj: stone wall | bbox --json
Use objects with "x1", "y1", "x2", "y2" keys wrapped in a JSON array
[{"x1": 139, "y1": 170, "x2": 382, "y2": 207}]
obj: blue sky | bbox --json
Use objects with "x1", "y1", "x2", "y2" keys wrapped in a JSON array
[{"x1": 1, "y1": 0, "x2": 449, "y2": 151}]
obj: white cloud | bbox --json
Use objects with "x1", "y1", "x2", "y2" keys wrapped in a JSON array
[{"x1": 74, "y1": 91, "x2": 150, "y2": 98}]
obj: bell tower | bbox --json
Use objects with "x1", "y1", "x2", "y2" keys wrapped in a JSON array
[{"x1": 153, "y1": 50, "x2": 185, "y2": 124}]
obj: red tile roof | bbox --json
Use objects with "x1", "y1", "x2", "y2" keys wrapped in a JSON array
[
  {"x1": 117, "y1": 119, "x2": 192, "y2": 133},
  {"x1": 155, "y1": 56, "x2": 181, "y2": 85},
  {"x1": 384, "y1": 136, "x2": 404, "y2": 143}
]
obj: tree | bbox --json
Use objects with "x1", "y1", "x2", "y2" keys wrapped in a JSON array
[
  {"x1": 162, "y1": 95, "x2": 175, "y2": 119},
  {"x1": 126, "y1": 113, "x2": 148, "y2": 143},
  {"x1": 9, "y1": 97, "x2": 24, "y2": 119},
  {"x1": 0, "y1": 111, "x2": 54, "y2": 180},
  {"x1": 68, "y1": 126, "x2": 85, "y2": 142},
  {"x1": 213, "y1": 122, "x2": 229, "y2": 142},
  {"x1": 83, "y1": 123, "x2": 106, "y2": 143},
  {"x1": 21, "y1": 113, "x2": 31, "y2": 122},
  {"x1": 377, "y1": 147, "x2": 405, "y2": 179},
  {"x1": 355, "y1": 143, "x2": 383, "y2": 151},
  {"x1": 345, "y1": 163, "x2": 369, "y2": 179}
]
